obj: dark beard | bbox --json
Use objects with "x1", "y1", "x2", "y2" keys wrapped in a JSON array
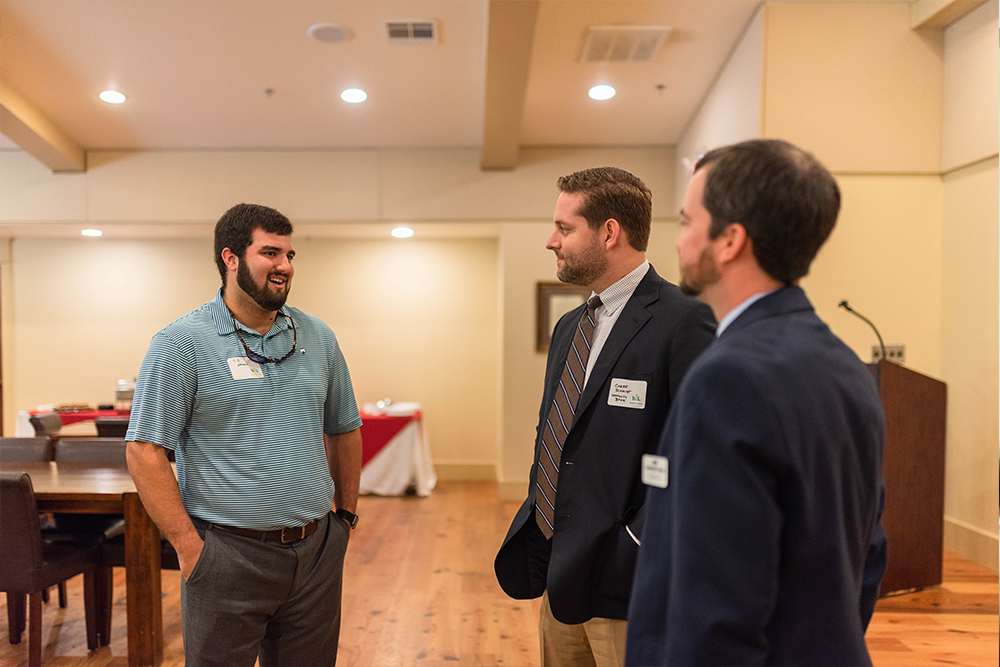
[
  {"x1": 236, "y1": 258, "x2": 289, "y2": 311},
  {"x1": 678, "y1": 246, "x2": 720, "y2": 297},
  {"x1": 556, "y1": 236, "x2": 608, "y2": 287}
]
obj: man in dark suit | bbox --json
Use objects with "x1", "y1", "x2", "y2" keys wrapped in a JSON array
[
  {"x1": 495, "y1": 167, "x2": 716, "y2": 667},
  {"x1": 626, "y1": 139, "x2": 887, "y2": 666}
]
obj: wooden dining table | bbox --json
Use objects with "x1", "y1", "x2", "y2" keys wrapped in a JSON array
[{"x1": 0, "y1": 461, "x2": 164, "y2": 666}]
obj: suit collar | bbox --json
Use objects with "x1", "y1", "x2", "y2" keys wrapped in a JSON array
[{"x1": 718, "y1": 286, "x2": 813, "y2": 339}]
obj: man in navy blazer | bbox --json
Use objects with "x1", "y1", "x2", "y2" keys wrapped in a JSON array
[
  {"x1": 625, "y1": 139, "x2": 887, "y2": 666},
  {"x1": 495, "y1": 167, "x2": 715, "y2": 667}
]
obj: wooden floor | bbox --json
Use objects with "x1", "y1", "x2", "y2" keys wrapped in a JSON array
[{"x1": 1, "y1": 481, "x2": 996, "y2": 666}]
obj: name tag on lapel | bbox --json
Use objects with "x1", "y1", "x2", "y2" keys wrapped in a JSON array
[
  {"x1": 642, "y1": 454, "x2": 669, "y2": 488},
  {"x1": 228, "y1": 357, "x2": 263, "y2": 380},
  {"x1": 607, "y1": 378, "x2": 646, "y2": 409}
]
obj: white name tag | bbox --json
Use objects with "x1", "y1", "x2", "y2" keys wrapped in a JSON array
[
  {"x1": 642, "y1": 454, "x2": 669, "y2": 488},
  {"x1": 607, "y1": 378, "x2": 647, "y2": 409},
  {"x1": 228, "y1": 357, "x2": 263, "y2": 380}
]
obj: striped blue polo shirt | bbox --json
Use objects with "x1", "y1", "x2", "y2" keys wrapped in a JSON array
[{"x1": 126, "y1": 288, "x2": 363, "y2": 530}]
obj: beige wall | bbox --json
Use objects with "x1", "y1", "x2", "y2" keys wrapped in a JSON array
[
  {"x1": 803, "y1": 174, "x2": 943, "y2": 377},
  {"x1": 938, "y1": 0, "x2": 999, "y2": 570},
  {"x1": 675, "y1": 5, "x2": 764, "y2": 212},
  {"x1": 764, "y1": 1, "x2": 943, "y2": 173},
  {"x1": 2, "y1": 235, "x2": 501, "y2": 475},
  {"x1": 942, "y1": 0, "x2": 999, "y2": 172},
  {"x1": 294, "y1": 237, "x2": 499, "y2": 477},
  {"x1": 940, "y1": 157, "x2": 999, "y2": 570},
  {"x1": 0, "y1": 146, "x2": 676, "y2": 226}
]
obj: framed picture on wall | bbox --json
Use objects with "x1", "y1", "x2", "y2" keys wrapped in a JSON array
[{"x1": 537, "y1": 282, "x2": 593, "y2": 352}]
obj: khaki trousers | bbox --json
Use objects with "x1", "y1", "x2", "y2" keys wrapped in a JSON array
[{"x1": 539, "y1": 591, "x2": 628, "y2": 667}]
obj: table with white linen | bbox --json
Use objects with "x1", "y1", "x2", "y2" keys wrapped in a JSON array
[{"x1": 357, "y1": 411, "x2": 436, "y2": 496}]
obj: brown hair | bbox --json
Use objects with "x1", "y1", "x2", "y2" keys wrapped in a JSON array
[
  {"x1": 213, "y1": 203, "x2": 293, "y2": 286},
  {"x1": 556, "y1": 167, "x2": 652, "y2": 251},
  {"x1": 694, "y1": 140, "x2": 840, "y2": 284}
]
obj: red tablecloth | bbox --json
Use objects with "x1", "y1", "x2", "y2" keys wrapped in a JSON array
[
  {"x1": 356, "y1": 411, "x2": 435, "y2": 496},
  {"x1": 359, "y1": 412, "x2": 419, "y2": 465},
  {"x1": 30, "y1": 409, "x2": 130, "y2": 427}
]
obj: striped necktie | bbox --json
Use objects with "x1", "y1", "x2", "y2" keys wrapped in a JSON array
[{"x1": 534, "y1": 295, "x2": 602, "y2": 539}]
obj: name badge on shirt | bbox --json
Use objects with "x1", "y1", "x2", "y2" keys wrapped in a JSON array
[
  {"x1": 642, "y1": 454, "x2": 669, "y2": 488},
  {"x1": 607, "y1": 378, "x2": 647, "y2": 409},
  {"x1": 228, "y1": 357, "x2": 263, "y2": 380}
]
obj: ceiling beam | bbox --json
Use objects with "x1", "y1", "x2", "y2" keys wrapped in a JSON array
[
  {"x1": 911, "y1": 0, "x2": 989, "y2": 29},
  {"x1": 0, "y1": 80, "x2": 85, "y2": 172},
  {"x1": 481, "y1": 0, "x2": 540, "y2": 170}
]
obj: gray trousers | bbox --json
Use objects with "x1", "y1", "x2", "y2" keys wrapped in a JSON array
[{"x1": 182, "y1": 512, "x2": 350, "y2": 667}]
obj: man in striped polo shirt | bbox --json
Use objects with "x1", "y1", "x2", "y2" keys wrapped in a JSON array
[{"x1": 126, "y1": 203, "x2": 363, "y2": 667}]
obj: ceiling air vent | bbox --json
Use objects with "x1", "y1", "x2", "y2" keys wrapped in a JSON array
[
  {"x1": 386, "y1": 20, "x2": 438, "y2": 44},
  {"x1": 580, "y1": 25, "x2": 672, "y2": 63}
]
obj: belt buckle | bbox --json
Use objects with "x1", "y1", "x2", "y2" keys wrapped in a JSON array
[{"x1": 280, "y1": 526, "x2": 304, "y2": 544}]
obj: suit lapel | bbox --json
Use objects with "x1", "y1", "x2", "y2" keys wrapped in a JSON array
[{"x1": 572, "y1": 270, "x2": 660, "y2": 424}]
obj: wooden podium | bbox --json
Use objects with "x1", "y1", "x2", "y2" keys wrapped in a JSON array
[{"x1": 868, "y1": 360, "x2": 947, "y2": 595}]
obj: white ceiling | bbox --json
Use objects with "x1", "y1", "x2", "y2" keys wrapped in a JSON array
[{"x1": 0, "y1": 0, "x2": 762, "y2": 158}]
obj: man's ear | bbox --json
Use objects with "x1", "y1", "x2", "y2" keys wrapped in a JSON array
[
  {"x1": 715, "y1": 222, "x2": 749, "y2": 265},
  {"x1": 602, "y1": 218, "x2": 623, "y2": 250},
  {"x1": 221, "y1": 248, "x2": 239, "y2": 273}
]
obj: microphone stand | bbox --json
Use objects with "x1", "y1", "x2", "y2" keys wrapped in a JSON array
[{"x1": 839, "y1": 300, "x2": 887, "y2": 385}]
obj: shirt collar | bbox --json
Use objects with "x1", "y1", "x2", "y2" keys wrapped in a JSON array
[
  {"x1": 715, "y1": 289, "x2": 777, "y2": 337},
  {"x1": 208, "y1": 287, "x2": 291, "y2": 337},
  {"x1": 593, "y1": 260, "x2": 650, "y2": 316}
]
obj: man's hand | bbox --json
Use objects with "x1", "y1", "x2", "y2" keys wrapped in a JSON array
[{"x1": 175, "y1": 532, "x2": 206, "y2": 580}]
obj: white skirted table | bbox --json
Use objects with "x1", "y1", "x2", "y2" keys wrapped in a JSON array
[{"x1": 356, "y1": 412, "x2": 436, "y2": 496}]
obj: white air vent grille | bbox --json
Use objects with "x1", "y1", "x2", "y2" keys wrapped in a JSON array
[
  {"x1": 386, "y1": 20, "x2": 437, "y2": 44},
  {"x1": 580, "y1": 25, "x2": 671, "y2": 63}
]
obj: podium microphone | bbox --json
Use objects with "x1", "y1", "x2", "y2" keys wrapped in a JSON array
[{"x1": 838, "y1": 300, "x2": 886, "y2": 363}]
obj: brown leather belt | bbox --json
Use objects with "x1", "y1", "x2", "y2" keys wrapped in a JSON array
[{"x1": 210, "y1": 519, "x2": 318, "y2": 544}]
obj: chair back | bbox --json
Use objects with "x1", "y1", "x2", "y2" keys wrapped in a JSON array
[
  {"x1": 28, "y1": 412, "x2": 62, "y2": 436},
  {"x1": 55, "y1": 438, "x2": 127, "y2": 465},
  {"x1": 0, "y1": 472, "x2": 44, "y2": 591},
  {"x1": 95, "y1": 416, "x2": 130, "y2": 438},
  {"x1": 0, "y1": 437, "x2": 54, "y2": 462}
]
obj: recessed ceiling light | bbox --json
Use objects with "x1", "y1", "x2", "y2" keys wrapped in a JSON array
[
  {"x1": 81, "y1": 229, "x2": 103, "y2": 237},
  {"x1": 308, "y1": 23, "x2": 353, "y2": 43},
  {"x1": 341, "y1": 88, "x2": 367, "y2": 104},
  {"x1": 391, "y1": 226, "x2": 414, "y2": 239},
  {"x1": 99, "y1": 90, "x2": 126, "y2": 104},
  {"x1": 588, "y1": 85, "x2": 616, "y2": 101}
]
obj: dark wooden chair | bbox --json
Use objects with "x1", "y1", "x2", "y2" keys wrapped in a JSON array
[
  {"x1": 27, "y1": 413, "x2": 61, "y2": 437},
  {"x1": 48, "y1": 437, "x2": 127, "y2": 647},
  {"x1": 0, "y1": 437, "x2": 67, "y2": 607},
  {"x1": 0, "y1": 472, "x2": 111, "y2": 665},
  {"x1": 54, "y1": 438, "x2": 127, "y2": 465},
  {"x1": 0, "y1": 438, "x2": 55, "y2": 463},
  {"x1": 94, "y1": 417, "x2": 130, "y2": 438},
  {"x1": 51, "y1": 439, "x2": 127, "y2": 542}
]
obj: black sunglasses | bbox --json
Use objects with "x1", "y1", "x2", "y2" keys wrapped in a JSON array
[{"x1": 230, "y1": 311, "x2": 297, "y2": 364}]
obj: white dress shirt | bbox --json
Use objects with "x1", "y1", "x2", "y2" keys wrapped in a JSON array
[{"x1": 583, "y1": 260, "x2": 650, "y2": 387}]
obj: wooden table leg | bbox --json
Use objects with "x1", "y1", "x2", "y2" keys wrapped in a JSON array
[{"x1": 124, "y1": 492, "x2": 163, "y2": 666}]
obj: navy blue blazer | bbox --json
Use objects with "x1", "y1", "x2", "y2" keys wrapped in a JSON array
[
  {"x1": 495, "y1": 266, "x2": 716, "y2": 624},
  {"x1": 626, "y1": 287, "x2": 887, "y2": 666}
]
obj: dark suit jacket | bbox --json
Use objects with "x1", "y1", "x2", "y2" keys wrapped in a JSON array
[
  {"x1": 626, "y1": 287, "x2": 888, "y2": 666},
  {"x1": 494, "y1": 265, "x2": 716, "y2": 624}
]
